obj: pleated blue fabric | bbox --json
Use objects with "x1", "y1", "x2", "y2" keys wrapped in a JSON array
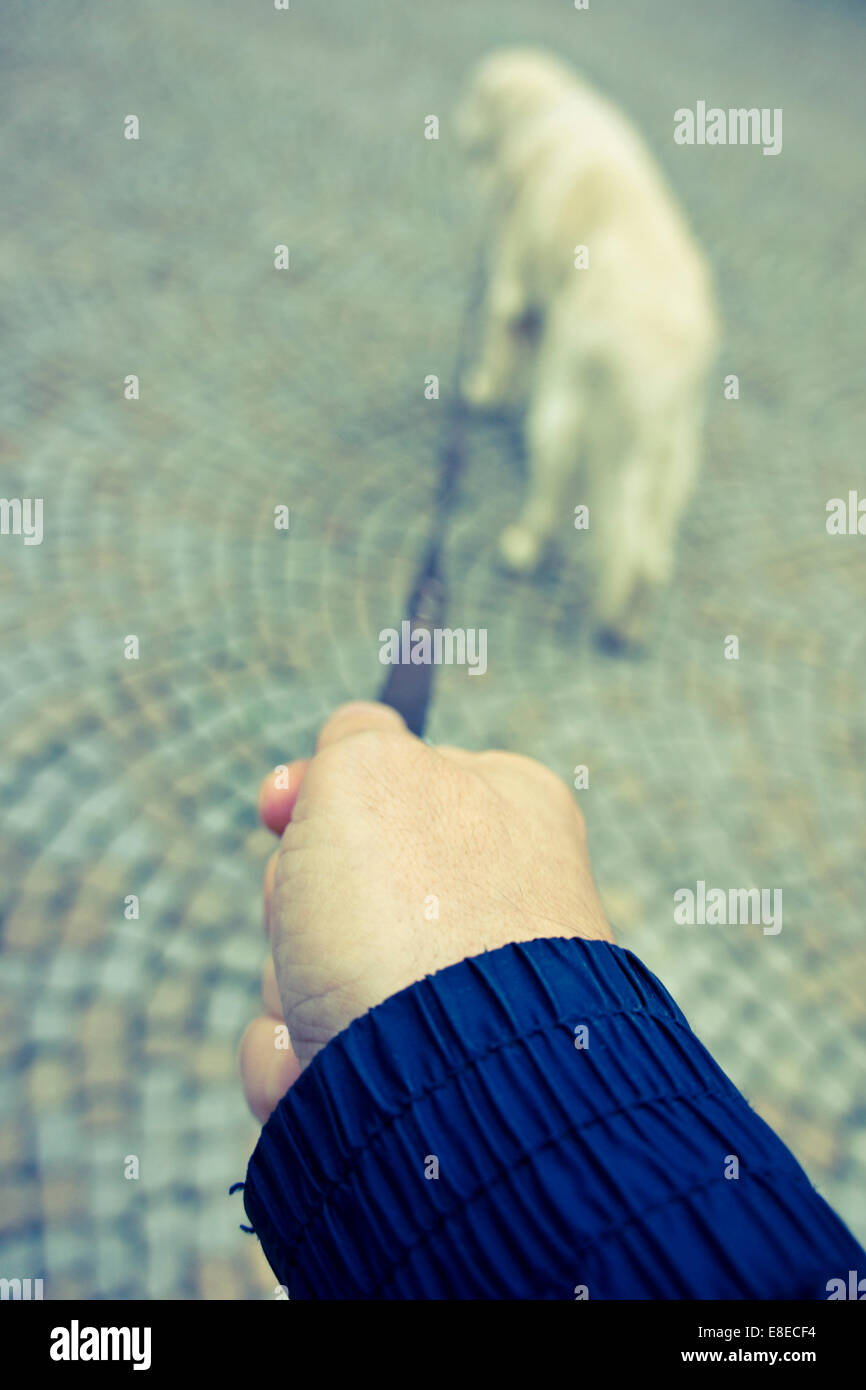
[{"x1": 243, "y1": 938, "x2": 865, "y2": 1299}]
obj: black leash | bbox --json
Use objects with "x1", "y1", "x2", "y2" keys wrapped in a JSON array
[{"x1": 378, "y1": 258, "x2": 486, "y2": 736}]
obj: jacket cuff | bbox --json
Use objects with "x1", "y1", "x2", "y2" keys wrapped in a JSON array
[{"x1": 242, "y1": 936, "x2": 863, "y2": 1298}]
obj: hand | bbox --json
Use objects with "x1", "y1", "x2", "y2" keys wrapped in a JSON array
[{"x1": 239, "y1": 701, "x2": 612, "y2": 1122}]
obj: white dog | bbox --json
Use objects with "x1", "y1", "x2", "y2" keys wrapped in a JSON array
[{"x1": 457, "y1": 49, "x2": 718, "y2": 645}]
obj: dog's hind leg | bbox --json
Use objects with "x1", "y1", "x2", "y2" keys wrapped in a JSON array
[
  {"x1": 643, "y1": 399, "x2": 702, "y2": 589},
  {"x1": 594, "y1": 400, "x2": 700, "y2": 648}
]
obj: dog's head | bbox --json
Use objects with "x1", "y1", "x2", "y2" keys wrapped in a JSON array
[{"x1": 455, "y1": 48, "x2": 575, "y2": 160}]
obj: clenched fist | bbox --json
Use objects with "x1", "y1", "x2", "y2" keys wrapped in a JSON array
[{"x1": 239, "y1": 701, "x2": 612, "y2": 1123}]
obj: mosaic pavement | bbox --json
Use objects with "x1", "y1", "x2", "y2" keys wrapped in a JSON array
[{"x1": 1, "y1": 0, "x2": 864, "y2": 1298}]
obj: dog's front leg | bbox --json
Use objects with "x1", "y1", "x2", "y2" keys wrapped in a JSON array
[
  {"x1": 462, "y1": 234, "x2": 531, "y2": 410},
  {"x1": 499, "y1": 375, "x2": 586, "y2": 574}
]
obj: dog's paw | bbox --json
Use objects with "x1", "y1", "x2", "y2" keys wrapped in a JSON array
[
  {"x1": 498, "y1": 524, "x2": 543, "y2": 575},
  {"x1": 594, "y1": 623, "x2": 643, "y2": 657},
  {"x1": 594, "y1": 584, "x2": 656, "y2": 654}
]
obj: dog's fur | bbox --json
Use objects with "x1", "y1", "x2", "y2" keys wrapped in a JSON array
[{"x1": 457, "y1": 49, "x2": 718, "y2": 645}]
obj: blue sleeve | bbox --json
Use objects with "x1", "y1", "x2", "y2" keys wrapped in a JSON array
[{"x1": 242, "y1": 937, "x2": 865, "y2": 1299}]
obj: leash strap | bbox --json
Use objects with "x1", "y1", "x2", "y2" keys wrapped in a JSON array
[{"x1": 378, "y1": 258, "x2": 485, "y2": 735}]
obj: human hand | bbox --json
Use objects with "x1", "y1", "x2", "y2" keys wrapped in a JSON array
[{"x1": 239, "y1": 701, "x2": 612, "y2": 1122}]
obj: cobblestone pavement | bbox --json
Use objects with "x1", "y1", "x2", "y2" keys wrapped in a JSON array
[{"x1": 1, "y1": 0, "x2": 865, "y2": 1298}]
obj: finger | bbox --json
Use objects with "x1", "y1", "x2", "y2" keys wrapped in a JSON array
[
  {"x1": 432, "y1": 744, "x2": 478, "y2": 767},
  {"x1": 315, "y1": 700, "x2": 408, "y2": 753},
  {"x1": 436, "y1": 743, "x2": 570, "y2": 802},
  {"x1": 263, "y1": 849, "x2": 279, "y2": 938},
  {"x1": 261, "y1": 954, "x2": 283, "y2": 1018},
  {"x1": 472, "y1": 750, "x2": 586, "y2": 833},
  {"x1": 258, "y1": 758, "x2": 310, "y2": 835},
  {"x1": 238, "y1": 1015, "x2": 302, "y2": 1124},
  {"x1": 474, "y1": 747, "x2": 574, "y2": 792}
]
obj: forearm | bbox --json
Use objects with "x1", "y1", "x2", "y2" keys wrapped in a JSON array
[{"x1": 243, "y1": 936, "x2": 864, "y2": 1299}]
